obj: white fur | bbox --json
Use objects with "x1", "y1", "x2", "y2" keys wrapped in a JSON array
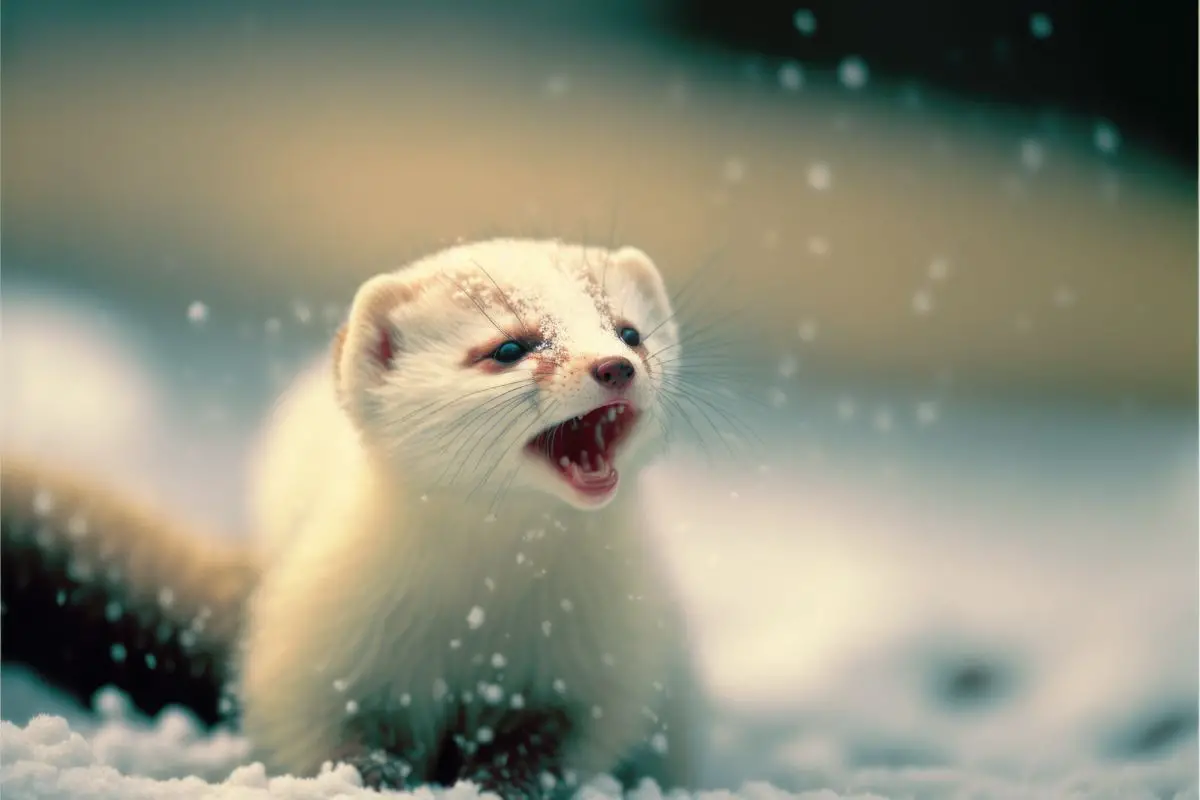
[{"x1": 240, "y1": 239, "x2": 697, "y2": 791}]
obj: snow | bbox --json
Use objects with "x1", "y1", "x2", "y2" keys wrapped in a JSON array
[
  {"x1": 0, "y1": 294, "x2": 165, "y2": 478},
  {"x1": 2, "y1": 712, "x2": 1195, "y2": 799},
  {"x1": 2, "y1": 295, "x2": 1196, "y2": 799}
]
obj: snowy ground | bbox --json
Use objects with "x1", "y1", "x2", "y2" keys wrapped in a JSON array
[{"x1": 2, "y1": 293, "x2": 1196, "y2": 799}]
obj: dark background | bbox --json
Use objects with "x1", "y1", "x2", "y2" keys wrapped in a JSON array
[
  {"x1": 5, "y1": 0, "x2": 1196, "y2": 167},
  {"x1": 672, "y1": 0, "x2": 1197, "y2": 168}
]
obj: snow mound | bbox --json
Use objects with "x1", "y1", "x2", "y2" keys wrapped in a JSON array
[
  {"x1": 2, "y1": 714, "x2": 1196, "y2": 800},
  {"x1": 0, "y1": 294, "x2": 163, "y2": 475}
]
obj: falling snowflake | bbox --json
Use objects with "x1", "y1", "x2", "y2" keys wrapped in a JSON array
[
  {"x1": 778, "y1": 61, "x2": 804, "y2": 91},
  {"x1": 1093, "y1": 121, "x2": 1121, "y2": 155},
  {"x1": 1020, "y1": 138, "x2": 1046, "y2": 172},
  {"x1": 792, "y1": 9, "x2": 817, "y2": 36},
  {"x1": 928, "y1": 258, "x2": 952, "y2": 281},
  {"x1": 807, "y1": 163, "x2": 833, "y2": 191},
  {"x1": 838, "y1": 57, "x2": 869, "y2": 90},
  {"x1": 911, "y1": 289, "x2": 935, "y2": 315},
  {"x1": 797, "y1": 319, "x2": 820, "y2": 342},
  {"x1": 1029, "y1": 13, "x2": 1054, "y2": 39},
  {"x1": 187, "y1": 302, "x2": 209, "y2": 325},
  {"x1": 33, "y1": 489, "x2": 56, "y2": 516},
  {"x1": 466, "y1": 606, "x2": 486, "y2": 629}
]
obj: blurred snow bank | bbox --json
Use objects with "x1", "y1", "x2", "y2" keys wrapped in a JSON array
[
  {"x1": 0, "y1": 294, "x2": 164, "y2": 479},
  {"x1": 2, "y1": 713, "x2": 1195, "y2": 800}
]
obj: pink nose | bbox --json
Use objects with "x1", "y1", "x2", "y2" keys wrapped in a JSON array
[{"x1": 591, "y1": 357, "x2": 636, "y2": 390}]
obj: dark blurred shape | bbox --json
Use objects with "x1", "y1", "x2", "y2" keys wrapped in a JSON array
[
  {"x1": 1106, "y1": 701, "x2": 1199, "y2": 759},
  {"x1": 0, "y1": 457, "x2": 257, "y2": 728},
  {"x1": 930, "y1": 653, "x2": 1018, "y2": 710},
  {"x1": 668, "y1": 0, "x2": 1198, "y2": 167}
]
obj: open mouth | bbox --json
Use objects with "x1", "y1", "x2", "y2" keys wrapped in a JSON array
[{"x1": 524, "y1": 401, "x2": 639, "y2": 499}]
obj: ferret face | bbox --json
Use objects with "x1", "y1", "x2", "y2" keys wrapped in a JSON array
[{"x1": 335, "y1": 239, "x2": 680, "y2": 511}]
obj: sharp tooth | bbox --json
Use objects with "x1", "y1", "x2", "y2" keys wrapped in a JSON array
[
  {"x1": 559, "y1": 456, "x2": 571, "y2": 467},
  {"x1": 594, "y1": 425, "x2": 605, "y2": 450},
  {"x1": 607, "y1": 407, "x2": 618, "y2": 422},
  {"x1": 595, "y1": 454, "x2": 608, "y2": 474},
  {"x1": 580, "y1": 451, "x2": 590, "y2": 470}
]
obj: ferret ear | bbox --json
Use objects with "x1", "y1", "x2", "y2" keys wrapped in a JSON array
[
  {"x1": 333, "y1": 272, "x2": 424, "y2": 427},
  {"x1": 610, "y1": 246, "x2": 673, "y2": 319}
]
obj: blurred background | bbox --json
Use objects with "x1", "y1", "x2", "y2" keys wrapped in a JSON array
[{"x1": 2, "y1": 0, "x2": 1197, "y2": 795}]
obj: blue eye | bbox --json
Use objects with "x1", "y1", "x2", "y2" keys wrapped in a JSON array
[
  {"x1": 491, "y1": 340, "x2": 529, "y2": 364},
  {"x1": 618, "y1": 326, "x2": 642, "y2": 348}
]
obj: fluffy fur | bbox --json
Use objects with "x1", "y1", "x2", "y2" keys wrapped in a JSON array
[{"x1": 239, "y1": 239, "x2": 700, "y2": 796}]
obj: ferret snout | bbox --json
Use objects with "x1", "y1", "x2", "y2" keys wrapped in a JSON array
[{"x1": 590, "y1": 356, "x2": 636, "y2": 391}]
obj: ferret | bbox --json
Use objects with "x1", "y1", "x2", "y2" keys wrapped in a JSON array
[{"x1": 2, "y1": 238, "x2": 702, "y2": 798}]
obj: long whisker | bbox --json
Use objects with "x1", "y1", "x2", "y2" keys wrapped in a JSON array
[
  {"x1": 428, "y1": 392, "x2": 536, "y2": 479},
  {"x1": 467, "y1": 399, "x2": 559, "y2": 505},
  {"x1": 381, "y1": 379, "x2": 530, "y2": 437},
  {"x1": 439, "y1": 390, "x2": 537, "y2": 488},
  {"x1": 645, "y1": 302, "x2": 754, "y2": 363},
  {"x1": 470, "y1": 259, "x2": 537, "y2": 340},
  {"x1": 654, "y1": 388, "x2": 711, "y2": 460},
  {"x1": 439, "y1": 273, "x2": 512, "y2": 340},
  {"x1": 659, "y1": 378, "x2": 763, "y2": 451},
  {"x1": 486, "y1": 400, "x2": 562, "y2": 516},
  {"x1": 642, "y1": 247, "x2": 731, "y2": 342}
]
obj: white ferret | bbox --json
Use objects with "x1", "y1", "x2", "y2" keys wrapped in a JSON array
[
  {"x1": 1, "y1": 238, "x2": 703, "y2": 798},
  {"x1": 242, "y1": 238, "x2": 700, "y2": 796}
]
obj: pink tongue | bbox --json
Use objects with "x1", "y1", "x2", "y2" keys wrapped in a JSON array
[{"x1": 566, "y1": 461, "x2": 618, "y2": 495}]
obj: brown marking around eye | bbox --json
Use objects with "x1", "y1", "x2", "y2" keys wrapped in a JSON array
[
  {"x1": 462, "y1": 333, "x2": 548, "y2": 375},
  {"x1": 460, "y1": 314, "x2": 546, "y2": 372}
]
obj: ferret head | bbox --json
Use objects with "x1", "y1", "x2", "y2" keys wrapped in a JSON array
[{"x1": 333, "y1": 239, "x2": 680, "y2": 510}]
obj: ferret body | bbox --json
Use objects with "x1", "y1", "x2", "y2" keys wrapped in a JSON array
[
  {"x1": 242, "y1": 238, "x2": 699, "y2": 795},
  {"x1": 1, "y1": 238, "x2": 700, "y2": 797}
]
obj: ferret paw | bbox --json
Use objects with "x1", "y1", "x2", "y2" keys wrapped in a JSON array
[{"x1": 346, "y1": 748, "x2": 418, "y2": 792}]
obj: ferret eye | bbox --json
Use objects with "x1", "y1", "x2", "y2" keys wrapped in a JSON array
[
  {"x1": 618, "y1": 326, "x2": 642, "y2": 348},
  {"x1": 491, "y1": 340, "x2": 529, "y2": 364}
]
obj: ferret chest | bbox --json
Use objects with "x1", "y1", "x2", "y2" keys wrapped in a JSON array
[{"x1": 375, "y1": 522, "x2": 666, "y2": 724}]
